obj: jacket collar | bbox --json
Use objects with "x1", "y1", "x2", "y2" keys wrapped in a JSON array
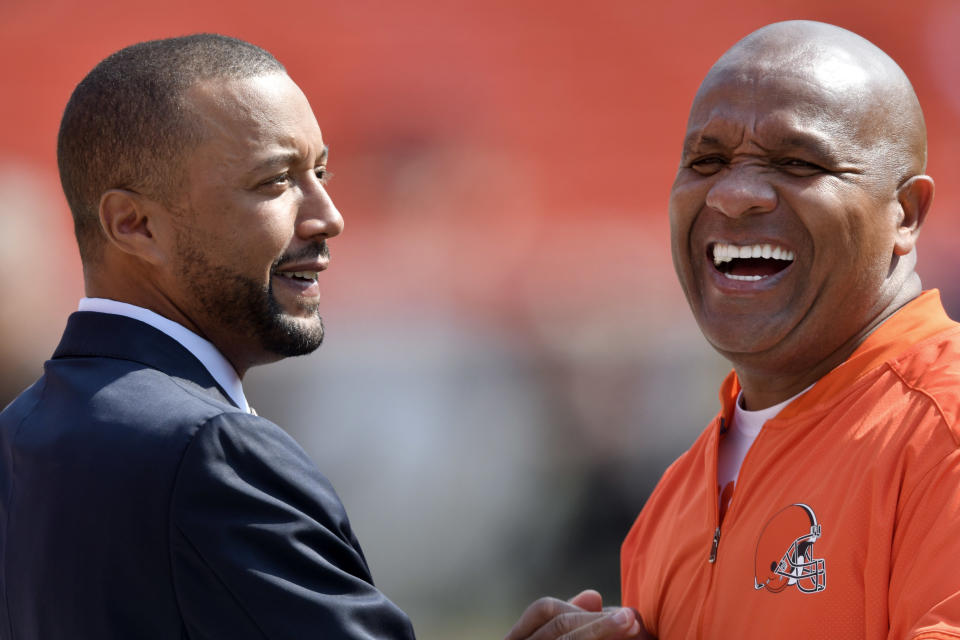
[{"x1": 52, "y1": 311, "x2": 239, "y2": 409}]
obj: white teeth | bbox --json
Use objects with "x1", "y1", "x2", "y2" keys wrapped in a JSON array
[
  {"x1": 724, "y1": 274, "x2": 764, "y2": 281},
  {"x1": 278, "y1": 271, "x2": 319, "y2": 281},
  {"x1": 711, "y1": 242, "x2": 795, "y2": 266}
]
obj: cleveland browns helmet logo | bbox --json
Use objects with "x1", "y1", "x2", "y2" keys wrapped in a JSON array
[{"x1": 754, "y1": 503, "x2": 826, "y2": 594}]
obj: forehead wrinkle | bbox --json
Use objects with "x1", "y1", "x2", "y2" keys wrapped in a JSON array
[
  {"x1": 693, "y1": 73, "x2": 880, "y2": 165},
  {"x1": 683, "y1": 119, "x2": 747, "y2": 157},
  {"x1": 752, "y1": 126, "x2": 839, "y2": 158}
]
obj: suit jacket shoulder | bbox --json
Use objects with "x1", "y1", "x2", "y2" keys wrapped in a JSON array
[{"x1": 0, "y1": 312, "x2": 415, "y2": 639}]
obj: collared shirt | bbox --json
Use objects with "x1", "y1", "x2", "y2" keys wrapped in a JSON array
[{"x1": 77, "y1": 297, "x2": 250, "y2": 413}]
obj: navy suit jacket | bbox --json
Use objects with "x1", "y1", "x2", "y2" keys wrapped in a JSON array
[{"x1": 0, "y1": 312, "x2": 415, "y2": 639}]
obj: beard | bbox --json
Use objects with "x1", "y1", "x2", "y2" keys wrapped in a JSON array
[{"x1": 175, "y1": 239, "x2": 328, "y2": 359}]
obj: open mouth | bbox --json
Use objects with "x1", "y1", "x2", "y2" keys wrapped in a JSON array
[
  {"x1": 710, "y1": 242, "x2": 794, "y2": 282},
  {"x1": 276, "y1": 270, "x2": 319, "y2": 283}
]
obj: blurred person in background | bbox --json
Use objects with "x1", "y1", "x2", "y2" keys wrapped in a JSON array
[
  {"x1": 507, "y1": 19, "x2": 960, "y2": 640},
  {"x1": 0, "y1": 34, "x2": 415, "y2": 639}
]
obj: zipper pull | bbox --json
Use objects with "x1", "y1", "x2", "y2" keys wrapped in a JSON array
[{"x1": 708, "y1": 527, "x2": 721, "y2": 563}]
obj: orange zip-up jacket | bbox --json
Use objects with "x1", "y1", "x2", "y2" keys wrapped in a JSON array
[{"x1": 622, "y1": 290, "x2": 960, "y2": 640}]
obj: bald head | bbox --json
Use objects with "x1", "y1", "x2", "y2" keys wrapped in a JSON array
[
  {"x1": 669, "y1": 21, "x2": 936, "y2": 408},
  {"x1": 696, "y1": 20, "x2": 926, "y2": 180}
]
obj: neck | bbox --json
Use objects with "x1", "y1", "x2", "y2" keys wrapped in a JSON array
[
  {"x1": 734, "y1": 275, "x2": 921, "y2": 410},
  {"x1": 85, "y1": 267, "x2": 255, "y2": 378}
]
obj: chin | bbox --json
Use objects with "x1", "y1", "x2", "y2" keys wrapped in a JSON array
[
  {"x1": 259, "y1": 313, "x2": 325, "y2": 358},
  {"x1": 699, "y1": 316, "x2": 790, "y2": 362}
]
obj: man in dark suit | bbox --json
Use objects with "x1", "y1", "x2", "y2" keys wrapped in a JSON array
[{"x1": 0, "y1": 34, "x2": 415, "y2": 639}]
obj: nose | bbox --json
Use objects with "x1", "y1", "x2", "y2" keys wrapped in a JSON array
[
  {"x1": 296, "y1": 180, "x2": 344, "y2": 240},
  {"x1": 704, "y1": 164, "x2": 777, "y2": 219}
]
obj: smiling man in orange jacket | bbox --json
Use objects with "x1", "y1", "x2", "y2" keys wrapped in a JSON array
[{"x1": 507, "y1": 20, "x2": 960, "y2": 640}]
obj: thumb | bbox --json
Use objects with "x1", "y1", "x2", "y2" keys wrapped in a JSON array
[{"x1": 567, "y1": 589, "x2": 603, "y2": 612}]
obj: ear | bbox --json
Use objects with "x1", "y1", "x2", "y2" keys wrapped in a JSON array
[
  {"x1": 893, "y1": 175, "x2": 934, "y2": 256},
  {"x1": 98, "y1": 189, "x2": 167, "y2": 265}
]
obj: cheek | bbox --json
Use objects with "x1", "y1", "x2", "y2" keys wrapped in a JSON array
[
  {"x1": 805, "y1": 188, "x2": 891, "y2": 251},
  {"x1": 669, "y1": 179, "x2": 710, "y2": 269},
  {"x1": 191, "y1": 229, "x2": 283, "y2": 285},
  {"x1": 795, "y1": 192, "x2": 899, "y2": 289},
  {"x1": 668, "y1": 191, "x2": 705, "y2": 293},
  {"x1": 231, "y1": 208, "x2": 295, "y2": 267},
  {"x1": 668, "y1": 179, "x2": 703, "y2": 241}
]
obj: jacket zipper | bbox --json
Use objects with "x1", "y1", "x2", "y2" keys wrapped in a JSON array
[
  {"x1": 699, "y1": 408, "x2": 776, "y2": 638},
  {"x1": 708, "y1": 526, "x2": 721, "y2": 563},
  {"x1": 708, "y1": 417, "x2": 725, "y2": 563},
  {"x1": 696, "y1": 416, "x2": 725, "y2": 640}
]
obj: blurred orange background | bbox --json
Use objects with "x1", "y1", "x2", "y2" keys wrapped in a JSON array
[{"x1": 2, "y1": 1, "x2": 959, "y2": 637}]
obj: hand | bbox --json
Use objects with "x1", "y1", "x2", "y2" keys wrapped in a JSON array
[{"x1": 504, "y1": 589, "x2": 654, "y2": 640}]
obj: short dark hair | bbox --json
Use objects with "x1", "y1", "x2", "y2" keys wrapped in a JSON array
[{"x1": 57, "y1": 34, "x2": 286, "y2": 263}]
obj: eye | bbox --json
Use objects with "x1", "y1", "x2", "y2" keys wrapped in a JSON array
[
  {"x1": 688, "y1": 156, "x2": 727, "y2": 176},
  {"x1": 315, "y1": 166, "x2": 333, "y2": 185},
  {"x1": 776, "y1": 158, "x2": 826, "y2": 176},
  {"x1": 262, "y1": 172, "x2": 291, "y2": 187}
]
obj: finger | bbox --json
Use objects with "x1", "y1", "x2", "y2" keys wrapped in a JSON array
[
  {"x1": 527, "y1": 608, "x2": 640, "y2": 640},
  {"x1": 504, "y1": 597, "x2": 588, "y2": 640},
  {"x1": 568, "y1": 589, "x2": 603, "y2": 612}
]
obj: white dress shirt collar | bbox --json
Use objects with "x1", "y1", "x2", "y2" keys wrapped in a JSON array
[{"x1": 77, "y1": 297, "x2": 250, "y2": 413}]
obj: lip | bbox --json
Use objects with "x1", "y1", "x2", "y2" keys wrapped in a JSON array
[
  {"x1": 272, "y1": 274, "x2": 321, "y2": 299},
  {"x1": 276, "y1": 259, "x2": 330, "y2": 274},
  {"x1": 272, "y1": 260, "x2": 328, "y2": 299},
  {"x1": 706, "y1": 260, "x2": 795, "y2": 295}
]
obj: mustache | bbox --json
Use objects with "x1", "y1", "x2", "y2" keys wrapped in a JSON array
[{"x1": 272, "y1": 241, "x2": 330, "y2": 271}]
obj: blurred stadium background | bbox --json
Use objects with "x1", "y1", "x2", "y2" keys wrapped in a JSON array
[{"x1": 2, "y1": 1, "x2": 960, "y2": 637}]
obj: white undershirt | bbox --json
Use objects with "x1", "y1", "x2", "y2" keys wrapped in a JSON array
[
  {"x1": 77, "y1": 298, "x2": 250, "y2": 413},
  {"x1": 717, "y1": 386, "x2": 812, "y2": 516}
]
